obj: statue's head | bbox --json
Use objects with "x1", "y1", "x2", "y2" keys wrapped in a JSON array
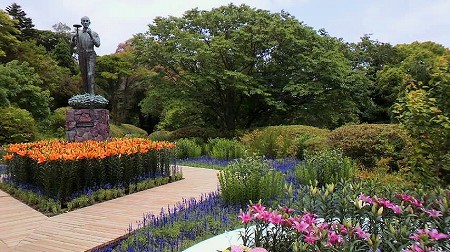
[{"x1": 81, "y1": 16, "x2": 91, "y2": 28}]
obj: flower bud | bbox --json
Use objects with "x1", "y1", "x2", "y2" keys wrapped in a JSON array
[
  {"x1": 389, "y1": 224, "x2": 395, "y2": 234},
  {"x1": 343, "y1": 218, "x2": 352, "y2": 228},
  {"x1": 327, "y1": 183, "x2": 335, "y2": 193},
  {"x1": 377, "y1": 206, "x2": 384, "y2": 217},
  {"x1": 354, "y1": 200, "x2": 363, "y2": 210}
]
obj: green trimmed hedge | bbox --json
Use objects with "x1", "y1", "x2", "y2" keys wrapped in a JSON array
[
  {"x1": 327, "y1": 124, "x2": 413, "y2": 172},
  {"x1": 241, "y1": 125, "x2": 330, "y2": 158},
  {"x1": 110, "y1": 123, "x2": 148, "y2": 138}
]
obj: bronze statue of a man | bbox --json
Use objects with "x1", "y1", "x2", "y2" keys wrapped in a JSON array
[{"x1": 71, "y1": 16, "x2": 100, "y2": 95}]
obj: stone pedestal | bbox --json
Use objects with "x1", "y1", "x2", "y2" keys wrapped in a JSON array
[{"x1": 66, "y1": 109, "x2": 110, "y2": 142}]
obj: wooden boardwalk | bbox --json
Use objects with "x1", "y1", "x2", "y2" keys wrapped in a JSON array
[{"x1": 0, "y1": 166, "x2": 219, "y2": 252}]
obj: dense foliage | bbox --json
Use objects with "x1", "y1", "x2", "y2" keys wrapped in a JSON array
[
  {"x1": 394, "y1": 52, "x2": 450, "y2": 184},
  {"x1": 99, "y1": 157, "x2": 449, "y2": 252},
  {"x1": 0, "y1": 106, "x2": 37, "y2": 143},
  {"x1": 295, "y1": 149, "x2": 357, "y2": 186},
  {"x1": 0, "y1": 3, "x2": 448, "y2": 184},
  {"x1": 241, "y1": 125, "x2": 330, "y2": 158},
  {"x1": 174, "y1": 138, "x2": 202, "y2": 159},
  {"x1": 218, "y1": 156, "x2": 285, "y2": 206},
  {"x1": 327, "y1": 124, "x2": 413, "y2": 172},
  {"x1": 133, "y1": 4, "x2": 369, "y2": 131},
  {"x1": 207, "y1": 138, "x2": 244, "y2": 160}
]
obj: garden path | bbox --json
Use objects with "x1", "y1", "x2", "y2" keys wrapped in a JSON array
[{"x1": 0, "y1": 166, "x2": 219, "y2": 252}]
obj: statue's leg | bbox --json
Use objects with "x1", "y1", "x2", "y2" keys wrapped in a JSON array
[
  {"x1": 87, "y1": 53, "x2": 96, "y2": 95},
  {"x1": 79, "y1": 54, "x2": 88, "y2": 94}
]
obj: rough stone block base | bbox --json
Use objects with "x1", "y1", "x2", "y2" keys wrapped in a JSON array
[{"x1": 66, "y1": 109, "x2": 110, "y2": 142}]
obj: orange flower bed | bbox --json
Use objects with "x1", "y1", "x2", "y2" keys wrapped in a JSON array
[
  {"x1": 3, "y1": 138, "x2": 176, "y2": 203},
  {"x1": 4, "y1": 138, "x2": 175, "y2": 164}
]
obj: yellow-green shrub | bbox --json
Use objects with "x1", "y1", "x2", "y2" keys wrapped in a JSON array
[
  {"x1": 120, "y1": 124, "x2": 148, "y2": 137},
  {"x1": 148, "y1": 130, "x2": 173, "y2": 141},
  {"x1": 295, "y1": 149, "x2": 357, "y2": 186},
  {"x1": 327, "y1": 124, "x2": 413, "y2": 172},
  {"x1": 218, "y1": 156, "x2": 284, "y2": 206},
  {"x1": 110, "y1": 123, "x2": 147, "y2": 138},
  {"x1": 170, "y1": 126, "x2": 231, "y2": 141},
  {"x1": 241, "y1": 125, "x2": 329, "y2": 158},
  {"x1": 207, "y1": 138, "x2": 244, "y2": 160},
  {"x1": 0, "y1": 106, "x2": 37, "y2": 144},
  {"x1": 175, "y1": 138, "x2": 202, "y2": 159}
]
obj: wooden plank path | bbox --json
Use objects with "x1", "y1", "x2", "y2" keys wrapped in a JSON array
[{"x1": 0, "y1": 166, "x2": 219, "y2": 252}]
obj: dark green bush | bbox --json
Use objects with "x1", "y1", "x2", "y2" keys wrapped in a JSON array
[
  {"x1": 0, "y1": 106, "x2": 37, "y2": 144},
  {"x1": 48, "y1": 107, "x2": 71, "y2": 138},
  {"x1": 218, "y1": 156, "x2": 285, "y2": 206},
  {"x1": 241, "y1": 125, "x2": 330, "y2": 158},
  {"x1": 327, "y1": 124, "x2": 413, "y2": 172},
  {"x1": 295, "y1": 149, "x2": 357, "y2": 186},
  {"x1": 207, "y1": 138, "x2": 244, "y2": 160},
  {"x1": 175, "y1": 138, "x2": 202, "y2": 159},
  {"x1": 170, "y1": 126, "x2": 233, "y2": 141}
]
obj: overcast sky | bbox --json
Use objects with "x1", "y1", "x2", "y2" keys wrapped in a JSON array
[{"x1": 4, "y1": 0, "x2": 450, "y2": 56}]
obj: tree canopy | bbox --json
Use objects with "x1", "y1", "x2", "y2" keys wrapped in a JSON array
[
  {"x1": 0, "y1": 2, "x2": 449, "y2": 156},
  {"x1": 5, "y1": 3, "x2": 36, "y2": 41},
  {"x1": 134, "y1": 4, "x2": 370, "y2": 130},
  {"x1": 0, "y1": 60, "x2": 52, "y2": 119},
  {"x1": 0, "y1": 9, "x2": 20, "y2": 60}
]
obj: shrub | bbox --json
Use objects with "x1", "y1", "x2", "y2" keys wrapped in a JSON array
[
  {"x1": 207, "y1": 138, "x2": 244, "y2": 160},
  {"x1": 175, "y1": 138, "x2": 202, "y2": 159},
  {"x1": 218, "y1": 156, "x2": 285, "y2": 206},
  {"x1": 0, "y1": 106, "x2": 37, "y2": 144},
  {"x1": 357, "y1": 166, "x2": 415, "y2": 191},
  {"x1": 303, "y1": 135, "x2": 331, "y2": 154},
  {"x1": 148, "y1": 130, "x2": 172, "y2": 141},
  {"x1": 241, "y1": 125, "x2": 329, "y2": 158},
  {"x1": 170, "y1": 126, "x2": 230, "y2": 141},
  {"x1": 48, "y1": 107, "x2": 71, "y2": 138},
  {"x1": 295, "y1": 149, "x2": 357, "y2": 186},
  {"x1": 327, "y1": 124, "x2": 413, "y2": 172},
  {"x1": 109, "y1": 124, "x2": 126, "y2": 138},
  {"x1": 110, "y1": 123, "x2": 147, "y2": 138},
  {"x1": 120, "y1": 124, "x2": 148, "y2": 137}
]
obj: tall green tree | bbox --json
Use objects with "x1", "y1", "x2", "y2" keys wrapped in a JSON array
[
  {"x1": 376, "y1": 42, "x2": 448, "y2": 123},
  {"x1": 50, "y1": 22, "x2": 77, "y2": 72},
  {"x1": 15, "y1": 41, "x2": 71, "y2": 99},
  {"x1": 394, "y1": 52, "x2": 450, "y2": 184},
  {"x1": 5, "y1": 3, "x2": 36, "y2": 41},
  {"x1": 265, "y1": 28, "x2": 370, "y2": 128},
  {"x1": 96, "y1": 45, "x2": 150, "y2": 124},
  {"x1": 347, "y1": 35, "x2": 400, "y2": 123},
  {"x1": 0, "y1": 60, "x2": 52, "y2": 119},
  {"x1": 135, "y1": 4, "x2": 368, "y2": 130},
  {"x1": 0, "y1": 9, "x2": 20, "y2": 61}
]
